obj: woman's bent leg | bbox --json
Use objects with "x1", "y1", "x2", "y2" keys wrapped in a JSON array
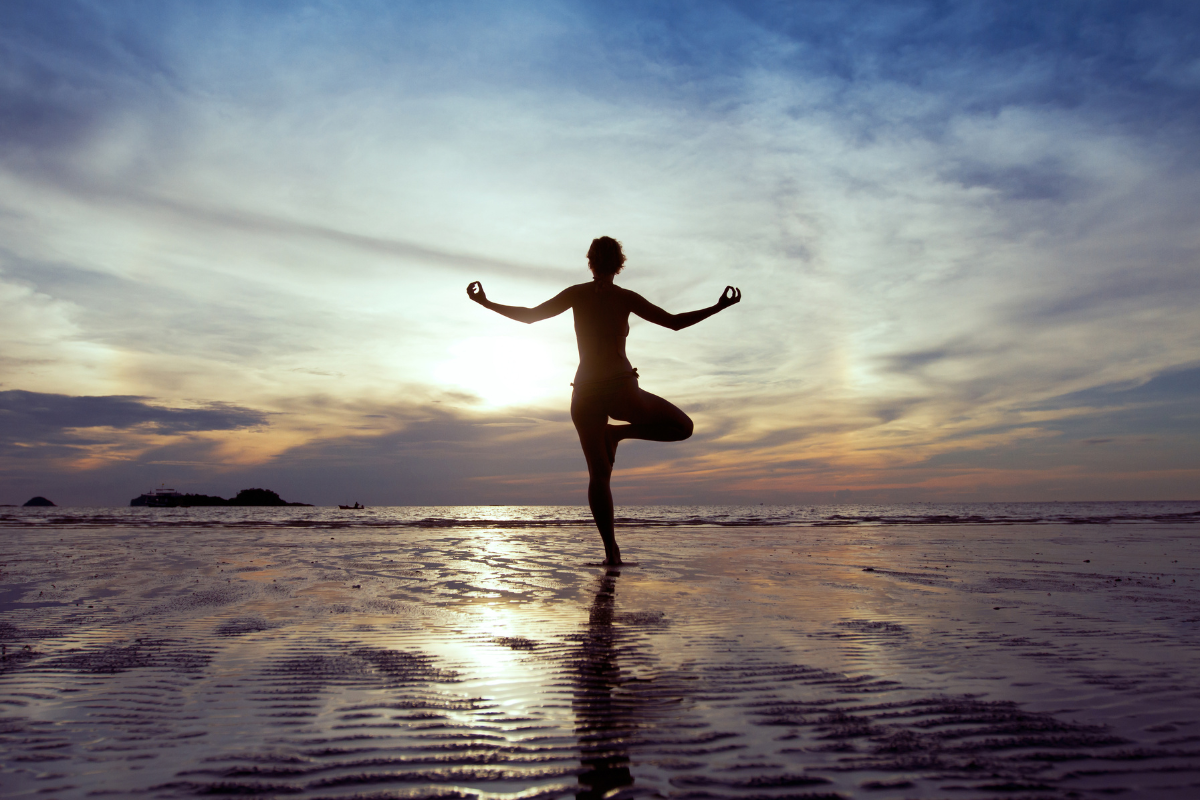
[{"x1": 609, "y1": 388, "x2": 693, "y2": 449}]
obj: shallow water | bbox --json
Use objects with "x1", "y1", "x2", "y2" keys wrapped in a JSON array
[
  {"x1": 3, "y1": 521, "x2": 1200, "y2": 798},
  {"x1": 5, "y1": 500, "x2": 1199, "y2": 529}
]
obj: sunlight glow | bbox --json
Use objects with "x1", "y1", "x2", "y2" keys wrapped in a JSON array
[{"x1": 434, "y1": 335, "x2": 567, "y2": 408}]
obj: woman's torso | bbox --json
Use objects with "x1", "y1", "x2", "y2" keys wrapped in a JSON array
[{"x1": 570, "y1": 282, "x2": 633, "y2": 383}]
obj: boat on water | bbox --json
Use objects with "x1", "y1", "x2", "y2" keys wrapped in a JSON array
[{"x1": 338, "y1": 502, "x2": 365, "y2": 510}]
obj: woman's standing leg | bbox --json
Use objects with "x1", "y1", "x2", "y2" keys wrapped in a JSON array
[{"x1": 571, "y1": 391, "x2": 622, "y2": 564}]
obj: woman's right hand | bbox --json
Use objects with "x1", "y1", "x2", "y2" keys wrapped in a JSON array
[
  {"x1": 717, "y1": 286, "x2": 741, "y2": 309},
  {"x1": 467, "y1": 281, "x2": 487, "y2": 304}
]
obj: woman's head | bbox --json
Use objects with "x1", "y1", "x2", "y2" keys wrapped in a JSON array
[{"x1": 587, "y1": 236, "x2": 626, "y2": 276}]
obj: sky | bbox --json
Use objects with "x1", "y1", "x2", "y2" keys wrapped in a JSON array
[{"x1": 2, "y1": 0, "x2": 1199, "y2": 507}]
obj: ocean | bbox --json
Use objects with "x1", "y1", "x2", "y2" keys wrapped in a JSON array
[{"x1": 4, "y1": 499, "x2": 1199, "y2": 529}]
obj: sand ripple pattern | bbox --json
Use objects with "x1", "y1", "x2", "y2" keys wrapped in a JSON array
[{"x1": 4, "y1": 522, "x2": 1200, "y2": 798}]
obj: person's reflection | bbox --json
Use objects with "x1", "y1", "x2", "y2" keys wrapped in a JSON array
[{"x1": 573, "y1": 569, "x2": 633, "y2": 799}]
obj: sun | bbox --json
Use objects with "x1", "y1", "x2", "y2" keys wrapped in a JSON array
[{"x1": 434, "y1": 334, "x2": 570, "y2": 408}]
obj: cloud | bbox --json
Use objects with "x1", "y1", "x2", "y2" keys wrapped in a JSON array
[
  {"x1": 1033, "y1": 364, "x2": 1200, "y2": 412},
  {"x1": 1, "y1": 374, "x2": 1196, "y2": 507},
  {"x1": 0, "y1": 0, "x2": 182, "y2": 187},
  {"x1": 735, "y1": 1, "x2": 1200, "y2": 130},
  {"x1": 0, "y1": 390, "x2": 267, "y2": 445},
  {"x1": 942, "y1": 159, "x2": 1083, "y2": 202},
  {"x1": 0, "y1": 392, "x2": 586, "y2": 506}
]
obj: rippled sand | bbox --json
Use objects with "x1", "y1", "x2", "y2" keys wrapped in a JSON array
[{"x1": 3, "y1": 523, "x2": 1200, "y2": 798}]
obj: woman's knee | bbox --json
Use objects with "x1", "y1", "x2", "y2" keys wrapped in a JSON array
[
  {"x1": 637, "y1": 390, "x2": 693, "y2": 440},
  {"x1": 674, "y1": 413, "x2": 694, "y2": 441}
]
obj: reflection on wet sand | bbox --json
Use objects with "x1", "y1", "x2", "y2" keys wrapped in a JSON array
[
  {"x1": 5, "y1": 521, "x2": 1200, "y2": 798},
  {"x1": 573, "y1": 569, "x2": 633, "y2": 799}
]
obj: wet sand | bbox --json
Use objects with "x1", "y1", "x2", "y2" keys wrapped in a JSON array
[{"x1": 3, "y1": 522, "x2": 1200, "y2": 798}]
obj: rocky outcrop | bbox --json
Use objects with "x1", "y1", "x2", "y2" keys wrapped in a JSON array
[{"x1": 130, "y1": 488, "x2": 310, "y2": 507}]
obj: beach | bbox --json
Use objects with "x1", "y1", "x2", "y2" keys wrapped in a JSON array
[{"x1": 4, "y1": 512, "x2": 1200, "y2": 798}]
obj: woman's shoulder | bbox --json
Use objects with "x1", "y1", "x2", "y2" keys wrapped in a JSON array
[{"x1": 610, "y1": 284, "x2": 643, "y2": 307}]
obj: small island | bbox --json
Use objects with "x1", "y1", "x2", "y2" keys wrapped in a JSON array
[
  {"x1": 23, "y1": 496, "x2": 57, "y2": 507},
  {"x1": 130, "y1": 487, "x2": 311, "y2": 507}
]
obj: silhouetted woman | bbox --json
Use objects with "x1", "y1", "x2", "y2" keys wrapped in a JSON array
[{"x1": 467, "y1": 236, "x2": 740, "y2": 565}]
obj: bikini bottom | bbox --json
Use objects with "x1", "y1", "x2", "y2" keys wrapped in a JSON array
[{"x1": 571, "y1": 368, "x2": 639, "y2": 399}]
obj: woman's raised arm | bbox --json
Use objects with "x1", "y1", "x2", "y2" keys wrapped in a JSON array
[
  {"x1": 466, "y1": 281, "x2": 574, "y2": 324},
  {"x1": 630, "y1": 286, "x2": 741, "y2": 331}
]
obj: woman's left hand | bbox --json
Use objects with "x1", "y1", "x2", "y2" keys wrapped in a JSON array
[
  {"x1": 467, "y1": 281, "x2": 487, "y2": 304},
  {"x1": 717, "y1": 286, "x2": 741, "y2": 309}
]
